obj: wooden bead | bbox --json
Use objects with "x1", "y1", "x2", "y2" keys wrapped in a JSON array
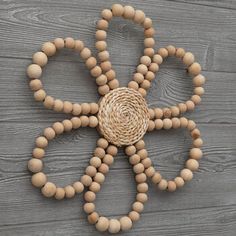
[
  {"x1": 162, "y1": 108, "x2": 172, "y2": 118},
  {"x1": 62, "y1": 119, "x2": 73, "y2": 132},
  {"x1": 101, "y1": 9, "x2": 112, "y2": 21},
  {"x1": 86, "y1": 57, "x2": 97, "y2": 69},
  {"x1": 135, "y1": 140, "x2": 145, "y2": 150},
  {"x1": 90, "y1": 156, "x2": 102, "y2": 168},
  {"x1": 145, "y1": 167, "x2": 155, "y2": 178},
  {"x1": 80, "y1": 116, "x2": 90, "y2": 127},
  {"x1": 163, "y1": 118, "x2": 172, "y2": 129},
  {"x1": 80, "y1": 47, "x2": 91, "y2": 60},
  {"x1": 73, "y1": 181, "x2": 84, "y2": 193},
  {"x1": 132, "y1": 201, "x2": 144, "y2": 213},
  {"x1": 108, "y1": 79, "x2": 119, "y2": 90},
  {"x1": 52, "y1": 122, "x2": 64, "y2": 135},
  {"x1": 157, "y1": 48, "x2": 168, "y2": 58},
  {"x1": 188, "y1": 62, "x2": 201, "y2": 76},
  {"x1": 141, "y1": 80, "x2": 151, "y2": 90},
  {"x1": 142, "y1": 157, "x2": 152, "y2": 168},
  {"x1": 103, "y1": 154, "x2": 114, "y2": 166},
  {"x1": 176, "y1": 48, "x2": 185, "y2": 58},
  {"x1": 133, "y1": 73, "x2": 144, "y2": 84},
  {"x1": 28, "y1": 158, "x2": 43, "y2": 173},
  {"x1": 84, "y1": 203, "x2": 95, "y2": 214},
  {"x1": 153, "y1": 54, "x2": 163, "y2": 64},
  {"x1": 167, "y1": 181, "x2": 177, "y2": 192},
  {"x1": 32, "y1": 148, "x2": 45, "y2": 159},
  {"x1": 94, "y1": 147, "x2": 105, "y2": 158},
  {"x1": 33, "y1": 52, "x2": 48, "y2": 67},
  {"x1": 55, "y1": 187, "x2": 65, "y2": 200},
  {"x1": 135, "y1": 173, "x2": 147, "y2": 183},
  {"x1": 89, "y1": 116, "x2": 98, "y2": 128},
  {"x1": 64, "y1": 37, "x2": 75, "y2": 49},
  {"x1": 137, "y1": 149, "x2": 148, "y2": 159},
  {"x1": 95, "y1": 30, "x2": 107, "y2": 41},
  {"x1": 144, "y1": 38, "x2": 155, "y2": 48},
  {"x1": 148, "y1": 108, "x2": 155, "y2": 119},
  {"x1": 174, "y1": 177, "x2": 185, "y2": 188},
  {"x1": 109, "y1": 219, "x2": 121, "y2": 234},
  {"x1": 123, "y1": 5, "x2": 135, "y2": 19},
  {"x1": 137, "y1": 64, "x2": 148, "y2": 75},
  {"x1": 183, "y1": 52, "x2": 195, "y2": 66},
  {"x1": 153, "y1": 118, "x2": 163, "y2": 129},
  {"x1": 186, "y1": 159, "x2": 199, "y2": 171},
  {"x1": 97, "y1": 138, "x2": 109, "y2": 149},
  {"x1": 106, "y1": 145, "x2": 118, "y2": 156},
  {"x1": 89, "y1": 182, "x2": 101, "y2": 193},
  {"x1": 112, "y1": 4, "x2": 124, "y2": 17},
  {"x1": 125, "y1": 145, "x2": 136, "y2": 156},
  {"x1": 72, "y1": 103, "x2": 82, "y2": 116},
  {"x1": 171, "y1": 118, "x2": 181, "y2": 129},
  {"x1": 120, "y1": 216, "x2": 132, "y2": 231},
  {"x1": 191, "y1": 128, "x2": 201, "y2": 139},
  {"x1": 128, "y1": 81, "x2": 139, "y2": 90},
  {"x1": 101, "y1": 61, "x2": 111, "y2": 71},
  {"x1": 53, "y1": 99, "x2": 64, "y2": 112},
  {"x1": 166, "y1": 45, "x2": 176, "y2": 56},
  {"x1": 96, "y1": 75, "x2": 107, "y2": 86},
  {"x1": 178, "y1": 103, "x2": 187, "y2": 113},
  {"x1": 143, "y1": 17, "x2": 152, "y2": 29},
  {"x1": 42, "y1": 42, "x2": 56, "y2": 56},
  {"x1": 193, "y1": 74, "x2": 205, "y2": 86},
  {"x1": 94, "y1": 172, "x2": 105, "y2": 184},
  {"x1": 186, "y1": 100, "x2": 195, "y2": 111},
  {"x1": 97, "y1": 19, "x2": 108, "y2": 30},
  {"x1": 96, "y1": 41, "x2": 107, "y2": 51},
  {"x1": 133, "y1": 163, "x2": 144, "y2": 174},
  {"x1": 148, "y1": 120, "x2": 155, "y2": 131},
  {"x1": 96, "y1": 217, "x2": 109, "y2": 232},
  {"x1": 43, "y1": 96, "x2": 54, "y2": 109},
  {"x1": 158, "y1": 179, "x2": 168, "y2": 190},
  {"x1": 34, "y1": 89, "x2": 46, "y2": 101},
  {"x1": 144, "y1": 27, "x2": 155, "y2": 37},
  {"x1": 144, "y1": 47, "x2": 155, "y2": 56},
  {"x1": 54, "y1": 38, "x2": 64, "y2": 49},
  {"x1": 136, "y1": 193, "x2": 148, "y2": 203},
  {"x1": 29, "y1": 79, "x2": 42, "y2": 91},
  {"x1": 71, "y1": 117, "x2": 81, "y2": 129},
  {"x1": 189, "y1": 148, "x2": 202, "y2": 160},
  {"x1": 138, "y1": 87, "x2": 147, "y2": 97},
  {"x1": 180, "y1": 117, "x2": 188, "y2": 128},
  {"x1": 194, "y1": 87, "x2": 205, "y2": 96},
  {"x1": 98, "y1": 50, "x2": 109, "y2": 61},
  {"x1": 180, "y1": 169, "x2": 193, "y2": 181},
  {"x1": 152, "y1": 172, "x2": 162, "y2": 184},
  {"x1": 149, "y1": 63, "x2": 159, "y2": 73},
  {"x1": 27, "y1": 64, "x2": 42, "y2": 79},
  {"x1": 84, "y1": 191, "x2": 96, "y2": 202},
  {"x1": 170, "y1": 106, "x2": 180, "y2": 117},
  {"x1": 85, "y1": 166, "x2": 97, "y2": 177},
  {"x1": 98, "y1": 163, "x2": 109, "y2": 174},
  {"x1": 145, "y1": 71, "x2": 155, "y2": 81},
  {"x1": 129, "y1": 211, "x2": 140, "y2": 222},
  {"x1": 64, "y1": 185, "x2": 75, "y2": 198},
  {"x1": 191, "y1": 95, "x2": 201, "y2": 104},
  {"x1": 134, "y1": 10, "x2": 145, "y2": 24},
  {"x1": 31, "y1": 172, "x2": 47, "y2": 188},
  {"x1": 88, "y1": 212, "x2": 99, "y2": 224},
  {"x1": 74, "y1": 40, "x2": 84, "y2": 52},
  {"x1": 106, "y1": 70, "x2": 116, "y2": 80},
  {"x1": 154, "y1": 108, "x2": 163, "y2": 119},
  {"x1": 193, "y1": 138, "x2": 203, "y2": 148},
  {"x1": 41, "y1": 182, "x2": 57, "y2": 197},
  {"x1": 129, "y1": 154, "x2": 141, "y2": 165},
  {"x1": 137, "y1": 183, "x2": 148, "y2": 193},
  {"x1": 91, "y1": 66, "x2": 102, "y2": 77},
  {"x1": 35, "y1": 136, "x2": 48, "y2": 148}
]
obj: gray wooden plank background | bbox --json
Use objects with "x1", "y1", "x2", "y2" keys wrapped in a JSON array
[{"x1": 0, "y1": 0, "x2": 236, "y2": 235}]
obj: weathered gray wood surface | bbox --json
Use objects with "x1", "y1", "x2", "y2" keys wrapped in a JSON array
[{"x1": 0, "y1": 0, "x2": 236, "y2": 235}]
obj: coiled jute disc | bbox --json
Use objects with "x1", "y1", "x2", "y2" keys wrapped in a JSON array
[{"x1": 98, "y1": 87, "x2": 150, "y2": 146}]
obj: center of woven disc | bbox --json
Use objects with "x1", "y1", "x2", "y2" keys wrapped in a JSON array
[{"x1": 98, "y1": 87, "x2": 150, "y2": 146}]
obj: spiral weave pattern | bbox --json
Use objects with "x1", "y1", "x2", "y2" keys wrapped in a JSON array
[{"x1": 98, "y1": 87, "x2": 150, "y2": 146}]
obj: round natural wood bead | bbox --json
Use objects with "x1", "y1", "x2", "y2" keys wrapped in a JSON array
[
  {"x1": 128, "y1": 81, "x2": 139, "y2": 90},
  {"x1": 180, "y1": 169, "x2": 193, "y2": 181},
  {"x1": 153, "y1": 54, "x2": 163, "y2": 65},
  {"x1": 193, "y1": 138, "x2": 203, "y2": 148},
  {"x1": 166, "y1": 45, "x2": 176, "y2": 56},
  {"x1": 106, "y1": 69, "x2": 116, "y2": 80},
  {"x1": 158, "y1": 48, "x2": 168, "y2": 58},
  {"x1": 191, "y1": 95, "x2": 201, "y2": 105},
  {"x1": 88, "y1": 212, "x2": 99, "y2": 225},
  {"x1": 106, "y1": 145, "x2": 118, "y2": 156},
  {"x1": 138, "y1": 87, "x2": 147, "y2": 97},
  {"x1": 80, "y1": 116, "x2": 90, "y2": 127},
  {"x1": 52, "y1": 122, "x2": 64, "y2": 134},
  {"x1": 55, "y1": 187, "x2": 65, "y2": 200},
  {"x1": 101, "y1": 9, "x2": 112, "y2": 21},
  {"x1": 35, "y1": 136, "x2": 48, "y2": 148},
  {"x1": 187, "y1": 120, "x2": 196, "y2": 131},
  {"x1": 190, "y1": 148, "x2": 202, "y2": 160},
  {"x1": 158, "y1": 179, "x2": 168, "y2": 190},
  {"x1": 28, "y1": 158, "x2": 43, "y2": 173},
  {"x1": 125, "y1": 145, "x2": 136, "y2": 156},
  {"x1": 43, "y1": 96, "x2": 54, "y2": 109},
  {"x1": 180, "y1": 117, "x2": 188, "y2": 128},
  {"x1": 135, "y1": 173, "x2": 147, "y2": 183},
  {"x1": 188, "y1": 62, "x2": 201, "y2": 76},
  {"x1": 96, "y1": 41, "x2": 107, "y2": 51},
  {"x1": 149, "y1": 63, "x2": 159, "y2": 73},
  {"x1": 144, "y1": 27, "x2": 155, "y2": 37},
  {"x1": 27, "y1": 64, "x2": 42, "y2": 79},
  {"x1": 152, "y1": 172, "x2": 162, "y2": 184},
  {"x1": 96, "y1": 217, "x2": 109, "y2": 232},
  {"x1": 53, "y1": 99, "x2": 64, "y2": 112},
  {"x1": 136, "y1": 193, "x2": 148, "y2": 203},
  {"x1": 90, "y1": 156, "x2": 102, "y2": 168},
  {"x1": 65, "y1": 37, "x2": 75, "y2": 49},
  {"x1": 133, "y1": 73, "x2": 144, "y2": 84},
  {"x1": 167, "y1": 181, "x2": 177, "y2": 192},
  {"x1": 103, "y1": 154, "x2": 114, "y2": 166},
  {"x1": 135, "y1": 140, "x2": 145, "y2": 150},
  {"x1": 172, "y1": 118, "x2": 181, "y2": 129},
  {"x1": 134, "y1": 10, "x2": 145, "y2": 24},
  {"x1": 170, "y1": 106, "x2": 180, "y2": 117},
  {"x1": 143, "y1": 17, "x2": 152, "y2": 29},
  {"x1": 32, "y1": 148, "x2": 45, "y2": 159},
  {"x1": 86, "y1": 57, "x2": 97, "y2": 70},
  {"x1": 89, "y1": 116, "x2": 98, "y2": 128},
  {"x1": 137, "y1": 64, "x2": 148, "y2": 75},
  {"x1": 72, "y1": 103, "x2": 82, "y2": 116},
  {"x1": 95, "y1": 30, "x2": 107, "y2": 41},
  {"x1": 137, "y1": 149, "x2": 148, "y2": 159},
  {"x1": 154, "y1": 119, "x2": 163, "y2": 129},
  {"x1": 108, "y1": 79, "x2": 119, "y2": 90},
  {"x1": 137, "y1": 183, "x2": 148, "y2": 193},
  {"x1": 132, "y1": 201, "x2": 144, "y2": 213},
  {"x1": 41, "y1": 182, "x2": 57, "y2": 197},
  {"x1": 144, "y1": 38, "x2": 155, "y2": 48},
  {"x1": 89, "y1": 182, "x2": 101, "y2": 193},
  {"x1": 54, "y1": 38, "x2": 64, "y2": 49},
  {"x1": 64, "y1": 185, "x2": 75, "y2": 198},
  {"x1": 183, "y1": 52, "x2": 195, "y2": 66},
  {"x1": 129, "y1": 211, "x2": 140, "y2": 222},
  {"x1": 176, "y1": 48, "x2": 185, "y2": 58},
  {"x1": 174, "y1": 177, "x2": 185, "y2": 188},
  {"x1": 97, "y1": 19, "x2": 108, "y2": 30},
  {"x1": 98, "y1": 84, "x2": 110, "y2": 95},
  {"x1": 112, "y1": 4, "x2": 124, "y2": 16},
  {"x1": 120, "y1": 216, "x2": 132, "y2": 231},
  {"x1": 29, "y1": 79, "x2": 42, "y2": 91},
  {"x1": 63, "y1": 101, "x2": 73, "y2": 113},
  {"x1": 129, "y1": 154, "x2": 141, "y2": 165},
  {"x1": 94, "y1": 147, "x2": 106, "y2": 158},
  {"x1": 141, "y1": 157, "x2": 152, "y2": 168},
  {"x1": 42, "y1": 42, "x2": 56, "y2": 56},
  {"x1": 145, "y1": 71, "x2": 155, "y2": 81},
  {"x1": 133, "y1": 163, "x2": 144, "y2": 174},
  {"x1": 123, "y1": 5, "x2": 135, "y2": 19},
  {"x1": 73, "y1": 181, "x2": 84, "y2": 193},
  {"x1": 163, "y1": 118, "x2": 172, "y2": 129},
  {"x1": 85, "y1": 166, "x2": 97, "y2": 177},
  {"x1": 62, "y1": 119, "x2": 73, "y2": 132},
  {"x1": 98, "y1": 163, "x2": 109, "y2": 174},
  {"x1": 178, "y1": 103, "x2": 187, "y2": 113},
  {"x1": 84, "y1": 191, "x2": 96, "y2": 202},
  {"x1": 145, "y1": 166, "x2": 155, "y2": 178},
  {"x1": 94, "y1": 172, "x2": 105, "y2": 184},
  {"x1": 34, "y1": 89, "x2": 46, "y2": 101},
  {"x1": 97, "y1": 138, "x2": 108, "y2": 149},
  {"x1": 84, "y1": 203, "x2": 95, "y2": 214},
  {"x1": 33, "y1": 52, "x2": 48, "y2": 67},
  {"x1": 154, "y1": 108, "x2": 163, "y2": 119},
  {"x1": 186, "y1": 159, "x2": 199, "y2": 171},
  {"x1": 141, "y1": 80, "x2": 151, "y2": 90},
  {"x1": 191, "y1": 128, "x2": 201, "y2": 139},
  {"x1": 186, "y1": 100, "x2": 195, "y2": 111},
  {"x1": 109, "y1": 219, "x2": 121, "y2": 234},
  {"x1": 80, "y1": 47, "x2": 91, "y2": 60},
  {"x1": 193, "y1": 74, "x2": 205, "y2": 86},
  {"x1": 194, "y1": 87, "x2": 205, "y2": 96},
  {"x1": 74, "y1": 40, "x2": 84, "y2": 52},
  {"x1": 31, "y1": 172, "x2": 47, "y2": 188},
  {"x1": 96, "y1": 75, "x2": 107, "y2": 86}
]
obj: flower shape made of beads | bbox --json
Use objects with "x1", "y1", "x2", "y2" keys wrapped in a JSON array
[{"x1": 27, "y1": 4, "x2": 205, "y2": 234}]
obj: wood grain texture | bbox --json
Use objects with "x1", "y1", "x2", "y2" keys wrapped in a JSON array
[{"x1": 0, "y1": 0, "x2": 236, "y2": 235}]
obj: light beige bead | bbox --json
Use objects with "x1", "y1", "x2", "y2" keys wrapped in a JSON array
[
  {"x1": 64, "y1": 37, "x2": 75, "y2": 49},
  {"x1": 167, "y1": 181, "x2": 177, "y2": 192},
  {"x1": 138, "y1": 87, "x2": 147, "y2": 97},
  {"x1": 187, "y1": 120, "x2": 196, "y2": 131},
  {"x1": 89, "y1": 182, "x2": 101, "y2": 193},
  {"x1": 144, "y1": 47, "x2": 154, "y2": 56},
  {"x1": 103, "y1": 154, "x2": 114, "y2": 166},
  {"x1": 128, "y1": 81, "x2": 139, "y2": 90},
  {"x1": 123, "y1": 5, "x2": 135, "y2": 19},
  {"x1": 28, "y1": 158, "x2": 43, "y2": 173},
  {"x1": 166, "y1": 45, "x2": 176, "y2": 56},
  {"x1": 32, "y1": 148, "x2": 45, "y2": 159},
  {"x1": 129, "y1": 211, "x2": 140, "y2": 222},
  {"x1": 95, "y1": 30, "x2": 107, "y2": 41},
  {"x1": 62, "y1": 119, "x2": 73, "y2": 132},
  {"x1": 186, "y1": 159, "x2": 199, "y2": 171},
  {"x1": 152, "y1": 172, "x2": 162, "y2": 184},
  {"x1": 153, "y1": 54, "x2": 163, "y2": 64},
  {"x1": 163, "y1": 118, "x2": 172, "y2": 129},
  {"x1": 96, "y1": 41, "x2": 107, "y2": 51},
  {"x1": 174, "y1": 177, "x2": 185, "y2": 188},
  {"x1": 120, "y1": 216, "x2": 132, "y2": 231},
  {"x1": 193, "y1": 74, "x2": 205, "y2": 86},
  {"x1": 178, "y1": 103, "x2": 187, "y2": 113},
  {"x1": 190, "y1": 148, "x2": 202, "y2": 160},
  {"x1": 80, "y1": 115, "x2": 89, "y2": 127},
  {"x1": 112, "y1": 4, "x2": 124, "y2": 16},
  {"x1": 34, "y1": 89, "x2": 46, "y2": 101},
  {"x1": 180, "y1": 169, "x2": 193, "y2": 181},
  {"x1": 137, "y1": 183, "x2": 148, "y2": 193},
  {"x1": 186, "y1": 100, "x2": 195, "y2": 111},
  {"x1": 129, "y1": 154, "x2": 141, "y2": 165},
  {"x1": 97, "y1": 19, "x2": 108, "y2": 30},
  {"x1": 108, "y1": 79, "x2": 119, "y2": 90},
  {"x1": 154, "y1": 108, "x2": 163, "y2": 119},
  {"x1": 145, "y1": 166, "x2": 155, "y2": 177},
  {"x1": 74, "y1": 40, "x2": 84, "y2": 52},
  {"x1": 183, "y1": 52, "x2": 195, "y2": 66},
  {"x1": 136, "y1": 193, "x2": 148, "y2": 203},
  {"x1": 148, "y1": 120, "x2": 155, "y2": 131},
  {"x1": 143, "y1": 17, "x2": 152, "y2": 28},
  {"x1": 141, "y1": 80, "x2": 151, "y2": 90},
  {"x1": 86, "y1": 57, "x2": 97, "y2": 69},
  {"x1": 94, "y1": 172, "x2": 105, "y2": 184},
  {"x1": 55, "y1": 187, "x2": 65, "y2": 200},
  {"x1": 72, "y1": 103, "x2": 82, "y2": 116},
  {"x1": 88, "y1": 212, "x2": 99, "y2": 224},
  {"x1": 132, "y1": 201, "x2": 144, "y2": 213},
  {"x1": 43, "y1": 96, "x2": 54, "y2": 109},
  {"x1": 42, "y1": 42, "x2": 56, "y2": 56},
  {"x1": 35, "y1": 136, "x2": 48, "y2": 148},
  {"x1": 90, "y1": 156, "x2": 102, "y2": 168},
  {"x1": 140, "y1": 56, "x2": 151, "y2": 66},
  {"x1": 71, "y1": 117, "x2": 81, "y2": 129},
  {"x1": 84, "y1": 202, "x2": 95, "y2": 214},
  {"x1": 98, "y1": 163, "x2": 109, "y2": 174},
  {"x1": 54, "y1": 38, "x2": 64, "y2": 49},
  {"x1": 53, "y1": 99, "x2": 64, "y2": 112},
  {"x1": 134, "y1": 10, "x2": 145, "y2": 24},
  {"x1": 158, "y1": 48, "x2": 168, "y2": 58},
  {"x1": 96, "y1": 217, "x2": 109, "y2": 232},
  {"x1": 135, "y1": 140, "x2": 145, "y2": 150},
  {"x1": 73, "y1": 181, "x2": 84, "y2": 193},
  {"x1": 101, "y1": 9, "x2": 112, "y2": 21},
  {"x1": 176, "y1": 48, "x2": 186, "y2": 58},
  {"x1": 80, "y1": 47, "x2": 91, "y2": 60},
  {"x1": 191, "y1": 128, "x2": 201, "y2": 139},
  {"x1": 171, "y1": 118, "x2": 181, "y2": 129},
  {"x1": 137, "y1": 149, "x2": 148, "y2": 159},
  {"x1": 162, "y1": 107, "x2": 172, "y2": 118},
  {"x1": 85, "y1": 166, "x2": 97, "y2": 177},
  {"x1": 64, "y1": 185, "x2": 75, "y2": 198},
  {"x1": 52, "y1": 122, "x2": 64, "y2": 135},
  {"x1": 31, "y1": 172, "x2": 47, "y2": 188},
  {"x1": 133, "y1": 163, "x2": 145, "y2": 174},
  {"x1": 41, "y1": 182, "x2": 57, "y2": 197},
  {"x1": 135, "y1": 173, "x2": 147, "y2": 183},
  {"x1": 96, "y1": 75, "x2": 107, "y2": 87},
  {"x1": 84, "y1": 191, "x2": 96, "y2": 202},
  {"x1": 144, "y1": 27, "x2": 155, "y2": 37},
  {"x1": 191, "y1": 95, "x2": 201, "y2": 104},
  {"x1": 125, "y1": 145, "x2": 136, "y2": 156},
  {"x1": 63, "y1": 101, "x2": 73, "y2": 113},
  {"x1": 194, "y1": 87, "x2": 205, "y2": 96},
  {"x1": 91, "y1": 66, "x2": 102, "y2": 77},
  {"x1": 89, "y1": 116, "x2": 98, "y2": 128},
  {"x1": 27, "y1": 64, "x2": 42, "y2": 79},
  {"x1": 144, "y1": 38, "x2": 155, "y2": 48},
  {"x1": 193, "y1": 138, "x2": 203, "y2": 148},
  {"x1": 148, "y1": 108, "x2": 155, "y2": 119},
  {"x1": 101, "y1": 61, "x2": 111, "y2": 71},
  {"x1": 109, "y1": 219, "x2": 121, "y2": 234},
  {"x1": 29, "y1": 79, "x2": 43, "y2": 91},
  {"x1": 97, "y1": 138, "x2": 109, "y2": 149},
  {"x1": 98, "y1": 50, "x2": 109, "y2": 61},
  {"x1": 94, "y1": 147, "x2": 106, "y2": 158},
  {"x1": 33, "y1": 52, "x2": 48, "y2": 67},
  {"x1": 158, "y1": 179, "x2": 168, "y2": 190},
  {"x1": 145, "y1": 71, "x2": 155, "y2": 81},
  {"x1": 149, "y1": 63, "x2": 159, "y2": 73},
  {"x1": 133, "y1": 73, "x2": 144, "y2": 84},
  {"x1": 188, "y1": 62, "x2": 201, "y2": 76},
  {"x1": 106, "y1": 145, "x2": 118, "y2": 156},
  {"x1": 137, "y1": 64, "x2": 148, "y2": 75},
  {"x1": 170, "y1": 106, "x2": 180, "y2": 117},
  {"x1": 180, "y1": 117, "x2": 188, "y2": 128}
]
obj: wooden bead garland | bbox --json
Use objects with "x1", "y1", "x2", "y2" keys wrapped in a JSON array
[{"x1": 27, "y1": 3, "x2": 206, "y2": 234}]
